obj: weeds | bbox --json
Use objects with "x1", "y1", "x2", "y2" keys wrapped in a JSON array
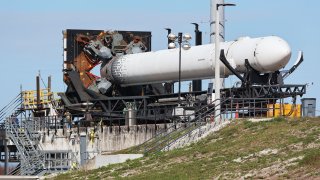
[
  {"x1": 299, "y1": 149, "x2": 320, "y2": 167},
  {"x1": 51, "y1": 118, "x2": 320, "y2": 180}
]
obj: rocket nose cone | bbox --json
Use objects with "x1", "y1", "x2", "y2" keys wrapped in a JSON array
[{"x1": 255, "y1": 36, "x2": 291, "y2": 72}]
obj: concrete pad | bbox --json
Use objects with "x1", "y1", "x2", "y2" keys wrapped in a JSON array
[
  {"x1": 95, "y1": 154, "x2": 143, "y2": 168},
  {"x1": 248, "y1": 118, "x2": 273, "y2": 122}
]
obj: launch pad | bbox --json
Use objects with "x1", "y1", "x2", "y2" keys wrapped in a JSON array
[
  {"x1": 0, "y1": 0, "x2": 310, "y2": 176},
  {"x1": 59, "y1": 29, "x2": 306, "y2": 125},
  {"x1": 0, "y1": 27, "x2": 307, "y2": 176}
]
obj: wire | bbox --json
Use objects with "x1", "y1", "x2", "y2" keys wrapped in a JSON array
[{"x1": 40, "y1": 74, "x2": 48, "y2": 89}]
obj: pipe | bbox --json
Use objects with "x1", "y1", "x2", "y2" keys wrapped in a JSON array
[
  {"x1": 191, "y1": 23, "x2": 202, "y2": 92},
  {"x1": 48, "y1": 76, "x2": 52, "y2": 101},
  {"x1": 36, "y1": 76, "x2": 41, "y2": 109},
  {"x1": 165, "y1": 28, "x2": 174, "y2": 93},
  {"x1": 4, "y1": 135, "x2": 8, "y2": 175},
  {"x1": 210, "y1": 0, "x2": 225, "y2": 43}
]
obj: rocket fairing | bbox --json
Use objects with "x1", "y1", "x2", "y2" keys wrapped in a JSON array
[{"x1": 102, "y1": 36, "x2": 291, "y2": 86}]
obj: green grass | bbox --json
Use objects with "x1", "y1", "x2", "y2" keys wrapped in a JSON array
[
  {"x1": 51, "y1": 117, "x2": 320, "y2": 179},
  {"x1": 300, "y1": 149, "x2": 320, "y2": 167}
]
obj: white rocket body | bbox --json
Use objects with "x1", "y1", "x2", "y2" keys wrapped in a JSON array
[{"x1": 104, "y1": 36, "x2": 291, "y2": 86}]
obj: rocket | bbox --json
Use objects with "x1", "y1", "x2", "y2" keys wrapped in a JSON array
[{"x1": 101, "y1": 36, "x2": 291, "y2": 87}]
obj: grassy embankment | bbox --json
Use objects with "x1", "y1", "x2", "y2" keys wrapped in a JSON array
[{"x1": 52, "y1": 117, "x2": 320, "y2": 179}]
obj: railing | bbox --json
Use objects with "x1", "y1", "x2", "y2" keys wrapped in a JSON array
[
  {"x1": 28, "y1": 116, "x2": 64, "y2": 133},
  {"x1": 5, "y1": 116, "x2": 79, "y2": 175},
  {"x1": 0, "y1": 93, "x2": 22, "y2": 123},
  {"x1": 138, "y1": 97, "x2": 294, "y2": 154},
  {"x1": 22, "y1": 89, "x2": 53, "y2": 109},
  {"x1": 26, "y1": 116, "x2": 79, "y2": 171},
  {"x1": 8, "y1": 163, "x2": 21, "y2": 175},
  {"x1": 141, "y1": 98, "x2": 228, "y2": 154},
  {"x1": 22, "y1": 118, "x2": 46, "y2": 175},
  {"x1": 162, "y1": 109, "x2": 230, "y2": 152},
  {"x1": 2, "y1": 95, "x2": 299, "y2": 176},
  {"x1": 5, "y1": 117, "x2": 46, "y2": 175},
  {"x1": 159, "y1": 98, "x2": 287, "y2": 152}
]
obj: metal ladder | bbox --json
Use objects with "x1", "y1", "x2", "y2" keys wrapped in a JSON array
[{"x1": 5, "y1": 117, "x2": 45, "y2": 175}]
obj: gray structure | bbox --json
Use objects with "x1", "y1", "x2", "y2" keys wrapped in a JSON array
[
  {"x1": 210, "y1": 0, "x2": 225, "y2": 42},
  {"x1": 80, "y1": 133, "x2": 87, "y2": 166},
  {"x1": 301, "y1": 98, "x2": 316, "y2": 117}
]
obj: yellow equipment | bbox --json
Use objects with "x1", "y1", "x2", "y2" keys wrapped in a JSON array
[
  {"x1": 267, "y1": 103, "x2": 301, "y2": 118},
  {"x1": 22, "y1": 89, "x2": 53, "y2": 109}
]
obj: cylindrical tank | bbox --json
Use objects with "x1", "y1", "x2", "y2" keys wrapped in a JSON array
[
  {"x1": 103, "y1": 36, "x2": 291, "y2": 86},
  {"x1": 125, "y1": 108, "x2": 137, "y2": 126},
  {"x1": 124, "y1": 102, "x2": 137, "y2": 126}
]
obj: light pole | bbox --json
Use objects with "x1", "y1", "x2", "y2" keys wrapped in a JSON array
[
  {"x1": 167, "y1": 32, "x2": 192, "y2": 105},
  {"x1": 165, "y1": 28, "x2": 175, "y2": 94},
  {"x1": 214, "y1": 3, "x2": 235, "y2": 120}
]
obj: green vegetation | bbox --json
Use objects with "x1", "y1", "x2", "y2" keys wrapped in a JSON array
[{"x1": 51, "y1": 118, "x2": 320, "y2": 179}]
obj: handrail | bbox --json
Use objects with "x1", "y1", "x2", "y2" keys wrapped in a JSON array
[
  {"x1": 8, "y1": 163, "x2": 21, "y2": 175},
  {"x1": 143, "y1": 97, "x2": 291, "y2": 154},
  {"x1": 5, "y1": 119, "x2": 30, "y2": 175},
  {"x1": 0, "y1": 93, "x2": 21, "y2": 113},
  {"x1": 139, "y1": 98, "x2": 221, "y2": 152},
  {"x1": 0, "y1": 93, "x2": 22, "y2": 123},
  {"x1": 5, "y1": 117, "x2": 46, "y2": 175},
  {"x1": 11, "y1": 116, "x2": 75, "y2": 173},
  {"x1": 162, "y1": 109, "x2": 228, "y2": 153},
  {"x1": 142, "y1": 98, "x2": 230, "y2": 154}
]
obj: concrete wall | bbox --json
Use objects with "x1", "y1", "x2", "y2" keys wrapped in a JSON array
[
  {"x1": 39, "y1": 123, "x2": 174, "y2": 162},
  {"x1": 101, "y1": 124, "x2": 167, "y2": 152}
]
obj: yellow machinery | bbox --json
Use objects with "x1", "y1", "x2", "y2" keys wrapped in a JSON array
[
  {"x1": 22, "y1": 89, "x2": 53, "y2": 110},
  {"x1": 267, "y1": 103, "x2": 301, "y2": 118}
]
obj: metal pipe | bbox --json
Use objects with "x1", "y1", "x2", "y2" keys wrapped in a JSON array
[
  {"x1": 211, "y1": 0, "x2": 225, "y2": 90},
  {"x1": 210, "y1": 0, "x2": 225, "y2": 43},
  {"x1": 191, "y1": 23, "x2": 202, "y2": 92},
  {"x1": 4, "y1": 134, "x2": 8, "y2": 175},
  {"x1": 165, "y1": 28, "x2": 172, "y2": 47},
  {"x1": 80, "y1": 132, "x2": 87, "y2": 166},
  {"x1": 36, "y1": 76, "x2": 41, "y2": 109},
  {"x1": 214, "y1": 3, "x2": 236, "y2": 120},
  {"x1": 165, "y1": 28, "x2": 174, "y2": 93},
  {"x1": 214, "y1": 4, "x2": 221, "y2": 119},
  {"x1": 178, "y1": 32, "x2": 182, "y2": 104},
  {"x1": 48, "y1": 76, "x2": 52, "y2": 101}
]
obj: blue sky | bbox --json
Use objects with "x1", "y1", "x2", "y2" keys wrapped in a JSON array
[{"x1": 0, "y1": 0, "x2": 319, "y2": 112}]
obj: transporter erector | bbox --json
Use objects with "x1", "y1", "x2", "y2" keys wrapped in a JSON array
[{"x1": 60, "y1": 29, "x2": 304, "y2": 123}]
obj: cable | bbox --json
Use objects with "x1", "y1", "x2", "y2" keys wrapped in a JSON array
[{"x1": 40, "y1": 75, "x2": 48, "y2": 89}]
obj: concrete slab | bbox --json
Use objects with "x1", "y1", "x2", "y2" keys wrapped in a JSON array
[
  {"x1": 95, "y1": 154, "x2": 143, "y2": 168},
  {"x1": 0, "y1": 176, "x2": 39, "y2": 180}
]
